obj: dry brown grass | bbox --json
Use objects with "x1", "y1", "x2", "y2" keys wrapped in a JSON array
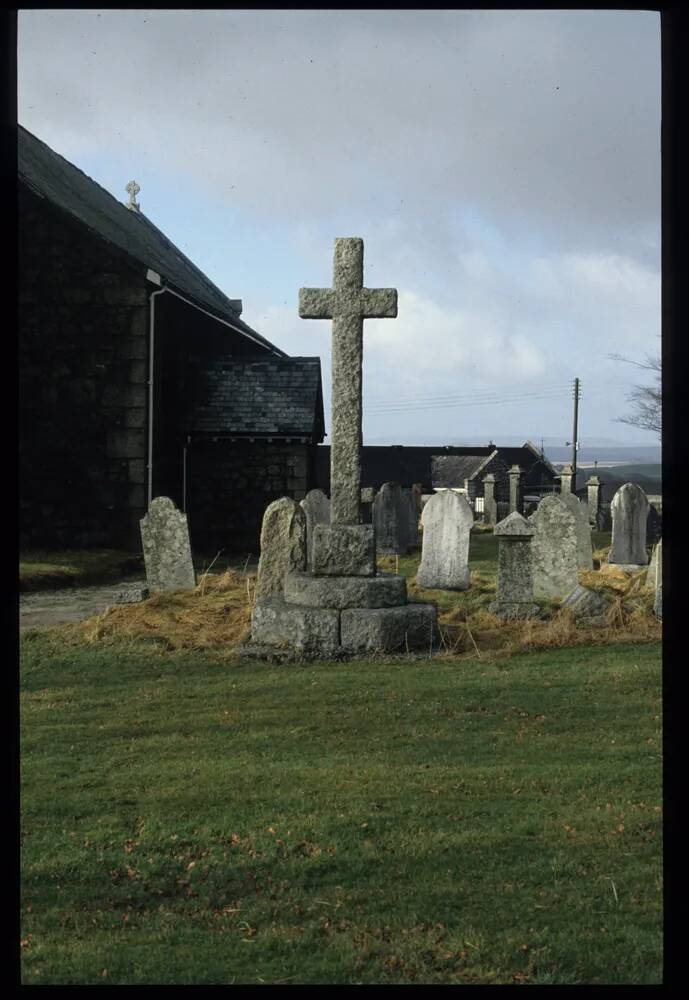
[
  {"x1": 53, "y1": 557, "x2": 660, "y2": 662},
  {"x1": 60, "y1": 569, "x2": 254, "y2": 655}
]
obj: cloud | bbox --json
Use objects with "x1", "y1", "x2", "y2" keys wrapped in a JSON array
[{"x1": 18, "y1": 9, "x2": 660, "y2": 249}]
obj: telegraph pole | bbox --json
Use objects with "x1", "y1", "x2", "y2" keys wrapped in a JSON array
[{"x1": 571, "y1": 377, "x2": 580, "y2": 486}]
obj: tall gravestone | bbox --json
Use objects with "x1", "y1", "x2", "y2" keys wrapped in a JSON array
[
  {"x1": 560, "y1": 493, "x2": 594, "y2": 569},
  {"x1": 508, "y1": 465, "x2": 522, "y2": 514},
  {"x1": 586, "y1": 475, "x2": 602, "y2": 527},
  {"x1": 374, "y1": 482, "x2": 409, "y2": 555},
  {"x1": 248, "y1": 238, "x2": 437, "y2": 657},
  {"x1": 300, "y1": 489, "x2": 331, "y2": 571},
  {"x1": 360, "y1": 486, "x2": 376, "y2": 524},
  {"x1": 529, "y1": 494, "x2": 579, "y2": 600},
  {"x1": 644, "y1": 538, "x2": 662, "y2": 591},
  {"x1": 254, "y1": 497, "x2": 307, "y2": 601},
  {"x1": 482, "y1": 473, "x2": 497, "y2": 525},
  {"x1": 416, "y1": 490, "x2": 473, "y2": 590},
  {"x1": 488, "y1": 511, "x2": 539, "y2": 619},
  {"x1": 139, "y1": 496, "x2": 196, "y2": 592},
  {"x1": 402, "y1": 487, "x2": 420, "y2": 548},
  {"x1": 607, "y1": 483, "x2": 649, "y2": 568}
]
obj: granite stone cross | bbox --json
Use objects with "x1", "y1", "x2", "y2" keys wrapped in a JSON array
[
  {"x1": 125, "y1": 180, "x2": 140, "y2": 210},
  {"x1": 299, "y1": 238, "x2": 397, "y2": 525}
]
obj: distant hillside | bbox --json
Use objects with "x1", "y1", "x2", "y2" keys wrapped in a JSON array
[
  {"x1": 566, "y1": 463, "x2": 662, "y2": 499},
  {"x1": 545, "y1": 445, "x2": 661, "y2": 465}
]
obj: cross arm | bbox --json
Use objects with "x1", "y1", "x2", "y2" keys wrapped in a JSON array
[
  {"x1": 299, "y1": 287, "x2": 335, "y2": 320},
  {"x1": 361, "y1": 287, "x2": 398, "y2": 318}
]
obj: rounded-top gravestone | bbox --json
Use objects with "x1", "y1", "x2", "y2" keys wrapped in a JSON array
[
  {"x1": 416, "y1": 489, "x2": 473, "y2": 590},
  {"x1": 255, "y1": 497, "x2": 307, "y2": 601},
  {"x1": 607, "y1": 482, "x2": 649, "y2": 568},
  {"x1": 529, "y1": 494, "x2": 579, "y2": 600},
  {"x1": 300, "y1": 489, "x2": 331, "y2": 570},
  {"x1": 373, "y1": 482, "x2": 409, "y2": 555},
  {"x1": 139, "y1": 496, "x2": 196, "y2": 592}
]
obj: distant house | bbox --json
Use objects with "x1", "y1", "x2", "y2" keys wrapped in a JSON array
[
  {"x1": 19, "y1": 125, "x2": 324, "y2": 552},
  {"x1": 315, "y1": 441, "x2": 558, "y2": 507}
]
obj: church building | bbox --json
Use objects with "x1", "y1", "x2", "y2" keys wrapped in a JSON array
[{"x1": 19, "y1": 126, "x2": 324, "y2": 553}]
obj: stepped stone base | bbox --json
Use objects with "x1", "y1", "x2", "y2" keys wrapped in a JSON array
[
  {"x1": 341, "y1": 603, "x2": 437, "y2": 653},
  {"x1": 249, "y1": 594, "x2": 438, "y2": 658},
  {"x1": 250, "y1": 599, "x2": 340, "y2": 658},
  {"x1": 488, "y1": 600, "x2": 540, "y2": 620},
  {"x1": 284, "y1": 571, "x2": 406, "y2": 609}
]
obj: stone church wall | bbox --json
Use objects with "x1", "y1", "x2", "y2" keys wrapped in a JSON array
[
  {"x1": 19, "y1": 187, "x2": 148, "y2": 548},
  {"x1": 185, "y1": 439, "x2": 313, "y2": 554}
]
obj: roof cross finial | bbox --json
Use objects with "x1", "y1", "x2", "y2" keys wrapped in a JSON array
[{"x1": 125, "y1": 180, "x2": 140, "y2": 211}]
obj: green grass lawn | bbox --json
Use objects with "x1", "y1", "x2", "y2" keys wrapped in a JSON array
[{"x1": 20, "y1": 630, "x2": 662, "y2": 985}]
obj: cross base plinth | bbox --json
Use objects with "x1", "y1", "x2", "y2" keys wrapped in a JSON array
[{"x1": 311, "y1": 524, "x2": 376, "y2": 576}]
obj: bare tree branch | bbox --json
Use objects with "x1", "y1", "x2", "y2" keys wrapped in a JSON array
[{"x1": 608, "y1": 352, "x2": 661, "y2": 436}]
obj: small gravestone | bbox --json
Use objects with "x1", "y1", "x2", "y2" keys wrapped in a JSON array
[
  {"x1": 373, "y1": 482, "x2": 409, "y2": 555},
  {"x1": 654, "y1": 583, "x2": 662, "y2": 619},
  {"x1": 529, "y1": 494, "x2": 579, "y2": 600},
  {"x1": 114, "y1": 585, "x2": 150, "y2": 604},
  {"x1": 607, "y1": 483, "x2": 649, "y2": 568},
  {"x1": 300, "y1": 489, "x2": 331, "y2": 571},
  {"x1": 482, "y1": 473, "x2": 497, "y2": 525},
  {"x1": 416, "y1": 490, "x2": 473, "y2": 590},
  {"x1": 360, "y1": 486, "x2": 376, "y2": 524},
  {"x1": 403, "y1": 487, "x2": 420, "y2": 548},
  {"x1": 645, "y1": 538, "x2": 662, "y2": 591},
  {"x1": 646, "y1": 503, "x2": 662, "y2": 546},
  {"x1": 255, "y1": 497, "x2": 307, "y2": 601},
  {"x1": 139, "y1": 496, "x2": 196, "y2": 592},
  {"x1": 488, "y1": 511, "x2": 539, "y2": 618},
  {"x1": 560, "y1": 493, "x2": 594, "y2": 569},
  {"x1": 561, "y1": 584, "x2": 611, "y2": 623}
]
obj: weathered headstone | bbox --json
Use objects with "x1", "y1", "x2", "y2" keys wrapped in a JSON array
[
  {"x1": 139, "y1": 496, "x2": 196, "y2": 592},
  {"x1": 645, "y1": 538, "x2": 662, "y2": 591},
  {"x1": 607, "y1": 482, "x2": 649, "y2": 568},
  {"x1": 360, "y1": 486, "x2": 376, "y2": 524},
  {"x1": 488, "y1": 511, "x2": 539, "y2": 619},
  {"x1": 373, "y1": 482, "x2": 409, "y2": 555},
  {"x1": 560, "y1": 584, "x2": 611, "y2": 623},
  {"x1": 646, "y1": 503, "x2": 662, "y2": 546},
  {"x1": 508, "y1": 465, "x2": 523, "y2": 514},
  {"x1": 254, "y1": 497, "x2": 307, "y2": 601},
  {"x1": 402, "y1": 487, "x2": 420, "y2": 548},
  {"x1": 300, "y1": 489, "x2": 331, "y2": 571},
  {"x1": 529, "y1": 494, "x2": 579, "y2": 600},
  {"x1": 560, "y1": 493, "x2": 594, "y2": 569},
  {"x1": 586, "y1": 475, "x2": 602, "y2": 527},
  {"x1": 416, "y1": 490, "x2": 473, "y2": 590},
  {"x1": 482, "y1": 473, "x2": 497, "y2": 525}
]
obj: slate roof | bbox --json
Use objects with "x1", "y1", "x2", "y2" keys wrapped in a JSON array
[
  {"x1": 315, "y1": 443, "x2": 558, "y2": 494},
  {"x1": 431, "y1": 454, "x2": 492, "y2": 488},
  {"x1": 187, "y1": 357, "x2": 325, "y2": 439},
  {"x1": 18, "y1": 125, "x2": 283, "y2": 355}
]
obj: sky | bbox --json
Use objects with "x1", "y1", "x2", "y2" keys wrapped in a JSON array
[{"x1": 17, "y1": 9, "x2": 661, "y2": 450}]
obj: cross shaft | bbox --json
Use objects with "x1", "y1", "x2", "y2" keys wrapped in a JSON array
[{"x1": 299, "y1": 238, "x2": 397, "y2": 525}]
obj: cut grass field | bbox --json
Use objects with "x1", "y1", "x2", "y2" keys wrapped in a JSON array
[
  {"x1": 21, "y1": 630, "x2": 662, "y2": 984},
  {"x1": 20, "y1": 528, "x2": 662, "y2": 983},
  {"x1": 19, "y1": 549, "x2": 144, "y2": 592}
]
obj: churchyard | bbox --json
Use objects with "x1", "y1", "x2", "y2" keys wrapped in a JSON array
[
  {"x1": 20, "y1": 523, "x2": 662, "y2": 985},
  {"x1": 20, "y1": 239, "x2": 662, "y2": 984}
]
